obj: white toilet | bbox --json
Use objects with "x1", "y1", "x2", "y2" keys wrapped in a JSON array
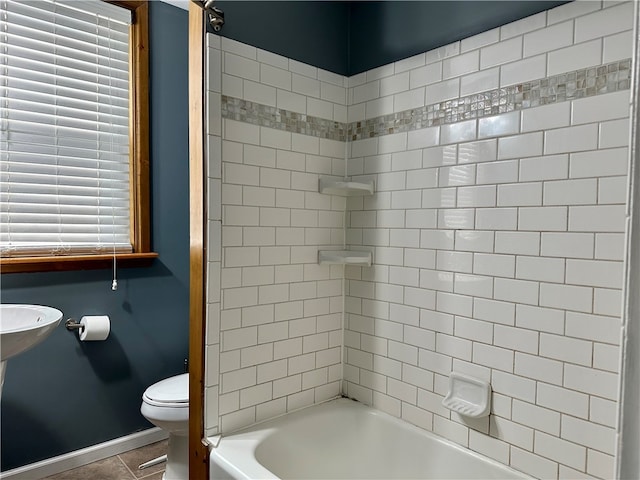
[{"x1": 141, "y1": 373, "x2": 189, "y2": 480}]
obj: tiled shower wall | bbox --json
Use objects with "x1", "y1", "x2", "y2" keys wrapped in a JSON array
[
  {"x1": 205, "y1": 34, "x2": 349, "y2": 436},
  {"x1": 204, "y1": 0, "x2": 634, "y2": 478},
  {"x1": 344, "y1": 1, "x2": 632, "y2": 479}
]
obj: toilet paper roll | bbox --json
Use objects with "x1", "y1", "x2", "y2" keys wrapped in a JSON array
[{"x1": 79, "y1": 315, "x2": 110, "y2": 341}]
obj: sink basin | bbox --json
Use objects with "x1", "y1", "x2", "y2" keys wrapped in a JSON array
[
  {"x1": 0, "y1": 304, "x2": 63, "y2": 362},
  {"x1": 0, "y1": 304, "x2": 62, "y2": 398}
]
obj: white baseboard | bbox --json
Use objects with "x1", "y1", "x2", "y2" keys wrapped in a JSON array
[{"x1": 0, "y1": 428, "x2": 169, "y2": 480}]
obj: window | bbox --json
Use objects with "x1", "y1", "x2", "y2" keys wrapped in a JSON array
[{"x1": 0, "y1": 0, "x2": 154, "y2": 273}]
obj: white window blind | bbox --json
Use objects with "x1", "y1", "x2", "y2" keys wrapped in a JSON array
[{"x1": 0, "y1": 0, "x2": 133, "y2": 257}]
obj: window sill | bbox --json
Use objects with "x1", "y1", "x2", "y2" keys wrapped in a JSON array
[{"x1": 1, "y1": 252, "x2": 159, "y2": 274}]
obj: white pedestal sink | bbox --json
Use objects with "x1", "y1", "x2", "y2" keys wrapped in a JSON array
[{"x1": 0, "y1": 304, "x2": 63, "y2": 398}]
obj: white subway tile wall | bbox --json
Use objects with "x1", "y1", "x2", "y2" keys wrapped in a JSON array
[
  {"x1": 205, "y1": 32, "x2": 223, "y2": 438},
  {"x1": 206, "y1": 1, "x2": 631, "y2": 478},
  {"x1": 205, "y1": 37, "x2": 346, "y2": 437},
  {"x1": 344, "y1": 2, "x2": 629, "y2": 479}
]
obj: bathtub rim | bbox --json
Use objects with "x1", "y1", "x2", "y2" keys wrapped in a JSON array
[{"x1": 207, "y1": 396, "x2": 532, "y2": 480}]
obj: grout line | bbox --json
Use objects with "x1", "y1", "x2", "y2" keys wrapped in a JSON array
[
  {"x1": 115, "y1": 454, "x2": 138, "y2": 480},
  {"x1": 139, "y1": 469, "x2": 165, "y2": 480}
]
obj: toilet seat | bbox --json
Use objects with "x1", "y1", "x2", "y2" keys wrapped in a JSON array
[{"x1": 142, "y1": 373, "x2": 189, "y2": 408}]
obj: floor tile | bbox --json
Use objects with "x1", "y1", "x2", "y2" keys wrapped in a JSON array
[
  {"x1": 118, "y1": 440, "x2": 168, "y2": 479},
  {"x1": 139, "y1": 472, "x2": 164, "y2": 480},
  {"x1": 44, "y1": 456, "x2": 133, "y2": 480}
]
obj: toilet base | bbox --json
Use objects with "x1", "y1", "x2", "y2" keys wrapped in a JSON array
[{"x1": 162, "y1": 433, "x2": 188, "y2": 480}]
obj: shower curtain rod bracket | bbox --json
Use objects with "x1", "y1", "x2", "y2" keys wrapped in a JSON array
[{"x1": 192, "y1": 0, "x2": 225, "y2": 32}]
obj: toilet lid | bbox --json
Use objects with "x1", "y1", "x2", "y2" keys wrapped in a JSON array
[{"x1": 144, "y1": 373, "x2": 189, "y2": 404}]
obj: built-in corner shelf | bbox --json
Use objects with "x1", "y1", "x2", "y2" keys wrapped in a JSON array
[
  {"x1": 318, "y1": 178, "x2": 374, "y2": 196},
  {"x1": 318, "y1": 250, "x2": 372, "y2": 266},
  {"x1": 442, "y1": 373, "x2": 491, "y2": 418},
  {"x1": 317, "y1": 177, "x2": 373, "y2": 267}
]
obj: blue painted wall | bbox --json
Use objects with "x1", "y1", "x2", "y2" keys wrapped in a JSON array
[
  {"x1": 348, "y1": 1, "x2": 570, "y2": 75},
  {"x1": 216, "y1": 1, "x2": 350, "y2": 75},
  {"x1": 0, "y1": 2, "x2": 189, "y2": 471},
  {"x1": 215, "y1": 1, "x2": 569, "y2": 76}
]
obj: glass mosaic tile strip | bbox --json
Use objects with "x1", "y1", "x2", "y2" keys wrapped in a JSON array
[
  {"x1": 348, "y1": 58, "x2": 631, "y2": 141},
  {"x1": 221, "y1": 58, "x2": 631, "y2": 144},
  {"x1": 222, "y1": 96, "x2": 348, "y2": 142}
]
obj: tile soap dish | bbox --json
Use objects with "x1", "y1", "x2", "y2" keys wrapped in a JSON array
[{"x1": 442, "y1": 373, "x2": 491, "y2": 418}]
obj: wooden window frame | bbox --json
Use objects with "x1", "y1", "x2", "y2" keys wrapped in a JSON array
[{"x1": 1, "y1": 0, "x2": 157, "y2": 274}]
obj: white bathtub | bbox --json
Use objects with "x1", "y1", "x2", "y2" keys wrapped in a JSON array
[{"x1": 209, "y1": 398, "x2": 530, "y2": 479}]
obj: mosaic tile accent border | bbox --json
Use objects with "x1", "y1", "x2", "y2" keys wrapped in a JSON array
[
  {"x1": 221, "y1": 58, "x2": 631, "y2": 144},
  {"x1": 222, "y1": 97, "x2": 348, "y2": 142},
  {"x1": 350, "y1": 59, "x2": 632, "y2": 141}
]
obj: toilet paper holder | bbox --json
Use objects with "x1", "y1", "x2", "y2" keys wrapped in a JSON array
[
  {"x1": 65, "y1": 316, "x2": 111, "y2": 341},
  {"x1": 65, "y1": 318, "x2": 83, "y2": 330}
]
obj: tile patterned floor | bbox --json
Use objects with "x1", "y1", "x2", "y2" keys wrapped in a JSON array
[{"x1": 44, "y1": 440, "x2": 167, "y2": 480}]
